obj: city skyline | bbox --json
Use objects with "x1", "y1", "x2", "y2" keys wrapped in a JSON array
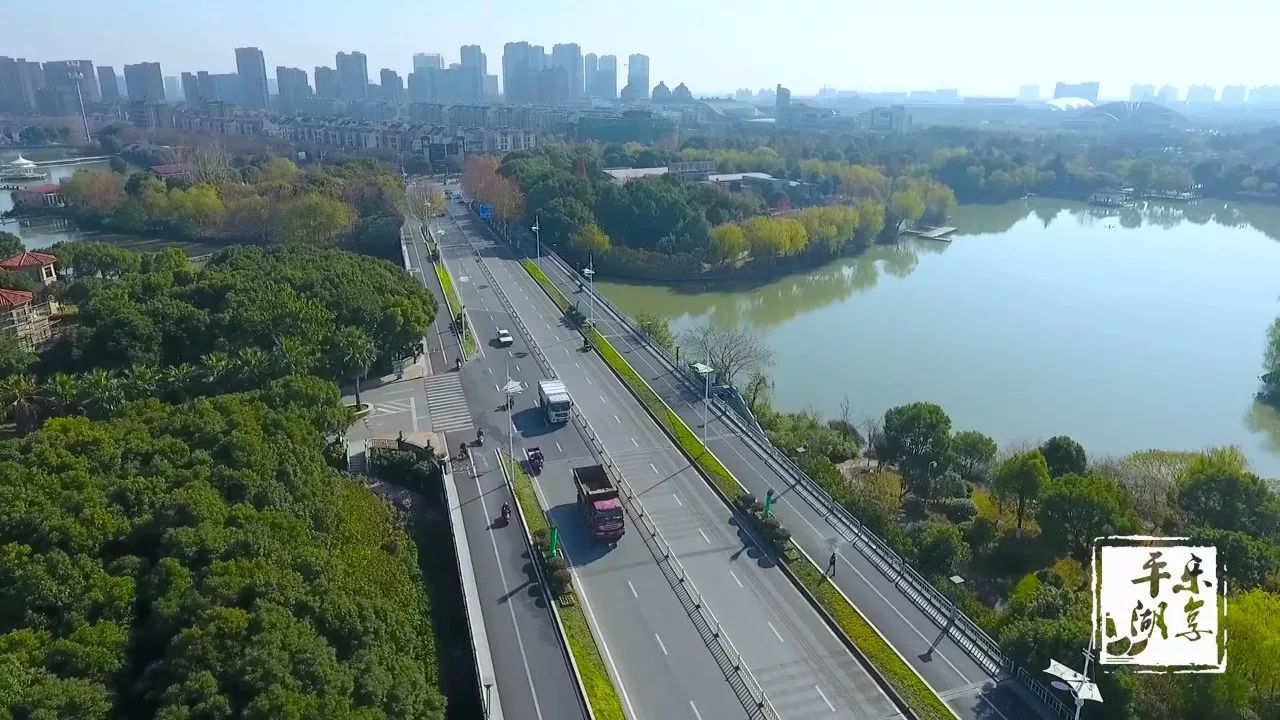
[{"x1": 4, "y1": 0, "x2": 1276, "y2": 98}]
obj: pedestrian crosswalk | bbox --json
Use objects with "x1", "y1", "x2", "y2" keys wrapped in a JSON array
[
  {"x1": 373, "y1": 399, "x2": 414, "y2": 417},
  {"x1": 424, "y1": 373, "x2": 474, "y2": 434}
]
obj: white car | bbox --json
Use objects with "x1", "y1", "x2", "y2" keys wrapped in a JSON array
[{"x1": 496, "y1": 329, "x2": 514, "y2": 347}]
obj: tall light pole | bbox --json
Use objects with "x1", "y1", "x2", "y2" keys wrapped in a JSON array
[
  {"x1": 501, "y1": 361, "x2": 525, "y2": 463},
  {"x1": 530, "y1": 216, "x2": 541, "y2": 267},
  {"x1": 693, "y1": 362, "x2": 714, "y2": 444},
  {"x1": 582, "y1": 257, "x2": 596, "y2": 329},
  {"x1": 67, "y1": 61, "x2": 91, "y2": 145}
]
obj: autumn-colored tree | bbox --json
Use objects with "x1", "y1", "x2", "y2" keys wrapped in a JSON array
[{"x1": 62, "y1": 169, "x2": 126, "y2": 214}]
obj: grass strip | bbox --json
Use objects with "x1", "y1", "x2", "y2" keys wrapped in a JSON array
[
  {"x1": 790, "y1": 556, "x2": 955, "y2": 720},
  {"x1": 502, "y1": 453, "x2": 625, "y2": 720},
  {"x1": 435, "y1": 261, "x2": 477, "y2": 357},
  {"x1": 520, "y1": 257, "x2": 955, "y2": 720}
]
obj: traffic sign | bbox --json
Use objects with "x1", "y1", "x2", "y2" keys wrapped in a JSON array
[{"x1": 479, "y1": 204, "x2": 494, "y2": 220}]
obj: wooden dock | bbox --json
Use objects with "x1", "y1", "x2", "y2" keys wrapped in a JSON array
[{"x1": 902, "y1": 225, "x2": 957, "y2": 241}]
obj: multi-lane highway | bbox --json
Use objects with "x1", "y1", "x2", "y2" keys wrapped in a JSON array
[
  {"x1": 429, "y1": 206, "x2": 751, "y2": 720},
  {"x1": 433, "y1": 191, "x2": 913, "y2": 720},
  {"x1": 353, "y1": 204, "x2": 589, "y2": 720},
  {"x1": 503, "y1": 222, "x2": 1064, "y2": 720}
]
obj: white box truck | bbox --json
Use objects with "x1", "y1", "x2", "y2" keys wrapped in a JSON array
[{"x1": 538, "y1": 379, "x2": 572, "y2": 424}]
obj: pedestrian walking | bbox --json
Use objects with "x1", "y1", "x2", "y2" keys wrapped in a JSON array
[{"x1": 827, "y1": 551, "x2": 838, "y2": 578}]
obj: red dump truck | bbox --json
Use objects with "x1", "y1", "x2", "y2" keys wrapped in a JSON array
[{"x1": 573, "y1": 464, "x2": 625, "y2": 543}]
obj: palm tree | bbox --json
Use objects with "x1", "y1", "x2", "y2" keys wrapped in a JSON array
[
  {"x1": 235, "y1": 347, "x2": 267, "y2": 389},
  {"x1": 78, "y1": 369, "x2": 123, "y2": 420},
  {"x1": 0, "y1": 374, "x2": 40, "y2": 432},
  {"x1": 199, "y1": 352, "x2": 234, "y2": 394},
  {"x1": 162, "y1": 363, "x2": 200, "y2": 403},
  {"x1": 333, "y1": 326, "x2": 376, "y2": 409},
  {"x1": 40, "y1": 373, "x2": 81, "y2": 418},
  {"x1": 269, "y1": 337, "x2": 313, "y2": 378},
  {"x1": 124, "y1": 363, "x2": 161, "y2": 402}
]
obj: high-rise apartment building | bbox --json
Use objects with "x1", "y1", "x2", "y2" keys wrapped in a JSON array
[
  {"x1": 1221, "y1": 85, "x2": 1246, "y2": 105},
  {"x1": 1016, "y1": 84, "x2": 1039, "y2": 102},
  {"x1": 314, "y1": 66, "x2": 339, "y2": 99},
  {"x1": 502, "y1": 41, "x2": 537, "y2": 103},
  {"x1": 195, "y1": 71, "x2": 243, "y2": 104},
  {"x1": 460, "y1": 45, "x2": 486, "y2": 75},
  {"x1": 276, "y1": 66, "x2": 311, "y2": 110},
  {"x1": 1156, "y1": 85, "x2": 1178, "y2": 104},
  {"x1": 335, "y1": 51, "x2": 368, "y2": 100},
  {"x1": 621, "y1": 54, "x2": 650, "y2": 101},
  {"x1": 584, "y1": 53, "x2": 598, "y2": 97},
  {"x1": 42, "y1": 60, "x2": 99, "y2": 102},
  {"x1": 776, "y1": 83, "x2": 791, "y2": 116},
  {"x1": 235, "y1": 47, "x2": 269, "y2": 107},
  {"x1": 0, "y1": 57, "x2": 34, "y2": 112},
  {"x1": 181, "y1": 72, "x2": 200, "y2": 103},
  {"x1": 123, "y1": 62, "x2": 165, "y2": 103},
  {"x1": 413, "y1": 53, "x2": 445, "y2": 72},
  {"x1": 595, "y1": 55, "x2": 617, "y2": 99},
  {"x1": 1185, "y1": 85, "x2": 1216, "y2": 104},
  {"x1": 551, "y1": 43, "x2": 584, "y2": 100},
  {"x1": 96, "y1": 65, "x2": 120, "y2": 102},
  {"x1": 380, "y1": 68, "x2": 403, "y2": 103},
  {"x1": 164, "y1": 75, "x2": 181, "y2": 102}
]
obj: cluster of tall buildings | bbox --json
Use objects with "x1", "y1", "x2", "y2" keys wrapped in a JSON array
[
  {"x1": 0, "y1": 40, "x2": 658, "y2": 127},
  {"x1": 499, "y1": 43, "x2": 641, "y2": 104}
]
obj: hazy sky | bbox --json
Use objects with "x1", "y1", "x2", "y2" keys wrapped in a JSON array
[{"x1": 6, "y1": 0, "x2": 1273, "y2": 97}]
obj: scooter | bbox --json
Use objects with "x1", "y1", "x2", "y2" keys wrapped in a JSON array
[
  {"x1": 476, "y1": 429, "x2": 485, "y2": 446},
  {"x1": 501, "y1": 502, "x2": 512, "y2": 525}
]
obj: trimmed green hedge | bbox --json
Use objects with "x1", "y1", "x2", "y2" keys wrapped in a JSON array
[
  {"x1": 501, "y1": 453, "x2": 625, "y2": 720},
  {"x1": 519, "y1": 257, "x2": 957, "y2": 720},
  {"x1": 790, "y1": 559, "x2": 955, "y2": 720}
]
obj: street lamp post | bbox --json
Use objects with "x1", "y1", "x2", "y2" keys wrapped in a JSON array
[
  {"x1": 501, "y1": 362, "x2": 525, "y2": 464},
  {"x1": 67, "y1": 62, "x2": 91, "y2": 145},
  {"x1": 692, "y1": 362, "x2": 715, "y2": 444},
  {"x1": 1045, "y1": 642, "x2": 1104, "y2": 720},
  {"x1": 530, "y1": 216, "x2": 541, "y2": 267},
  {"x1": 582, "y1": 258, "x2": 596, "y2": 328},
  {"x1": 947, "y1": 574, "x2": 965, "y2": 623}
]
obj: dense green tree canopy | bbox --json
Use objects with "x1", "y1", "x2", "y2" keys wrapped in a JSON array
[
  {"x1": 0, "y1": 387, "x2": 445, "y2": 719},
  {"x1": 45, "y1": 244, "x2": 433, "y2": 379},
  {"x1": 993, "y1": 450, "x2": 1049, "y2": 530},
  {"x1": 1036, "y1": 474, "x2": 1139, "y2": 557},
  {"x1": 882, "y1": 402, "x2": 952, "y2": 499},
  {"x1": 1040, "y1": 435, "x2": 1088, "y2": 478}
]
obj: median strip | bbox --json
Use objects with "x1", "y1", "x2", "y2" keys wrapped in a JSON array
[
  {"x1": 520, "y1": 258, "x2": 954, "y2": 720},
  {"x1": 500, "y1": 452, "x2": 626, "y2": 720},
  {"x1": 434, "y1": 253, "x2": 478, "y2": 358}
]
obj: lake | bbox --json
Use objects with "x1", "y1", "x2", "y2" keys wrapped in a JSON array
[
  {"x1": 596, "y1": 198, "x2": 1280, "y2": 477},
  {"x1": 1, "y1": 147, "x2": 217, "y2": 255}
]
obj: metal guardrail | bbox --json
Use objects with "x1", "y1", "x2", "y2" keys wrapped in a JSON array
[
  {"x1": 472, "y1": 244, "x2": 779, "y2": 720},
  {"x1": 570, "y1": 403, "x2": 779, "y2": 720},
  {"x1": 531, "y1": 246, "x2": 1073, "y2": 720}
]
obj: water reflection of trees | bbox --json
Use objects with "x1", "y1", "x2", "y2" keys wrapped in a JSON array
[
  {"x1": 1244, "y1": 401, "x2": 1280, "y2": 456},
  {"x1": 644, "y1": 241, "x2": 933, "y2": 331},
  {"x1": 949, "y1": 197, "x2": 1280, "y2": 241}
]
